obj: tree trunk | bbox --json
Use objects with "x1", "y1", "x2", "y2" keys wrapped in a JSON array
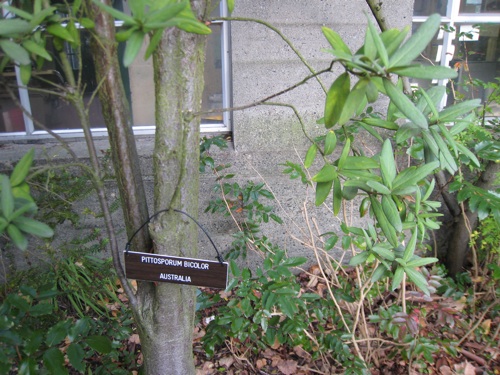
[
  {"x1": 446, "y1": 162, "x2": 500, "y2": 277},
  {"x1": 135, "y1": 3, "x2": 208, "y2": 373}
]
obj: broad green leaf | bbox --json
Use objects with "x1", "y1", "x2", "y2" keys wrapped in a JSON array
[
  {"x1": 349, "y1": 251, "x2": 369, "y2": 266},
  {"x1": 416, "y1": 85, "x2": 445, "y2": 116},
  {"x1": 46, "y1": 24, "x2": 74, "y2": 42},
  {"x1": 366, "y1": 180, "x2": 392, "y2": 195},
  {"x1": 0, "y1": 217, "x2": 8, "y2": 233},
  {"x1": 449, "y1": 113, "x2": 475, "y2": 136},
  {"x1": 364, "y1": 20, "x2": 377, "y2": 61},
  {"x1": 372, "y1": 245, "x2": 395, "y2": 261},
  {"x1": 79, "y1": 17, "x2": 95, "y2": 29},
  {"x1": 20, "y1": 64, "x2": 31, "y2": 85},
  {"x1": 456, "y1": 143, "x2": 481, "y2": 168},
  {"x1": 128, "y1": 0, "x2": 145, "y2": 19},
  {"x1": 437, "y1": 123, "x2": 458, "y2": 156},
  {"x1": 333, "y1": 177, "x2": 342, "y2": 216},
  {"x1": 361, "y1": 117, "x2": 398, "y2": 130},
  {"x1": 0, "y1": 40, "x2": 30, "y2": 65},
  {"x1": 86, "y1": 335, "x2": 112, "y2": 354},
  {"x1": 402, "y1": 228, "x2": 418, "y2": 263},
  {"x1": 145, "y1": 1, "x2": 186, "y2": 25},
  {"x1": 324, "y1": 72, "x2": 350, "y2": 128},
  {"x1": 7, "y1": 224, "x2": 28, "y2": 250},
  {"x1": 312, "y1": 164, "x2": 337, "y2": 182},
  {"x1": 19, "y1": 358, "x2": 37, "y2": 375},
  {"x1": 0, "y1": 18, "x2": 32, "y2": 36},
  {"x1": 359, "y1": 197, "x2": 370, "y2": 217},
  {"x1": 406, "y1": 257, "x2": 438, "y2": 268},
  {"x1": 391, "y1": 266, "x2": 405, "y2": 291},
  {"x1": 339, "y1": 79, "x2": 368, "y2": 125},
  {"x1": 304, "y1": 143, "x2": 318, "y2": 168},
  {"x1": 67, "y1": 343, "x2": 85, "y2": 373},
  {"x1": 228, "y1": 0, "x2": 235, "y2": 13},
  {"x1": 13, "y1": 216, "x2": 54, "y2": 238},
  {"x1": 367, "y1": 17, "x2": 389, "y2": 66},
  {"x1": 342, "y1": 185, "x2": 358, "y2": 200},
  {"x1": 10, "y1": 149, "x2": 34, "y2": 187},
  {"x1": 144, "y1": 29, "x2": 163, "y2": 60},
  {"x1": 1, "y1": 5, "x2": 32, "y2": 20},
  {"x1": 405, "y1": 267, "x2": 431, "y2": 296},
  {"x1": 430, "y1": 127, "x2": 457, "y2": 173},
  {"x1": 29, "y1": 7, "x2": 57, "y2": 28},
  {"x1": 337, "y1": 138, "x2": 351, "y2": 170},
  {"x1": 43, "y1": 347, "x2": 68, "y2": 375},
  {"x1": 322, "y1": 27, "x2": 351, "y2": 55},
  {"x1": 9, "y1": 201, "x2": 37, "y2": 222},
  {"x1": 359, "y1": 122, "x2": 383, "y2": 141},
  {"x1": 381, "y1": 26, "x2": 409, "y2": 56},
  {"x1": 116, "y1": 26, "x2": 138, "y2": 42},
  {"x1": 391, "y1": 65, "x2": 457, "y2": 80},
  {"x1": 370, "y1": 196, "x2": 398, "y2": 247},
  {"x1": 382, "y1": 195, "x2": 402, "y2": 232},
  {"x1": 22, "y1": 40, "x2": 52, "y2": 61},
  {"x1": 435, "y1": 99, "x2": 481, "y2": 122},
  {"x1": 315, "y1": 180, "x2": 333, "y2": 206},
  {"x1": 392, "y1": 161, "x2": 439, "y2": 194},
  {"x1": 91, "y1": 0, "x2": 137, "y2": 25},
  {"x1": 365, "y1": 79, "x2": 379, "y2": 103},
  {"x1": 1, "y1": 175, "x2": 14, "y2": 218},
  {"x1": 383, "y1": 78, "x2": 428, "y2": 129},
  {"x1": 380, "y1": 139, "x2": 396, "y2": 187},
  {"x1": 324, "y1": 131, "x2": 337, "y2": 155},
  {"x1": 371, "y1": 263, "x2": 389, "y2": 282},
  {"x1": 342, "y1": 156, "x2": 379, "y2": 170},
  {"x1": 124, "y1": 31, "x2": 145, "y2": 67},
  {"x1": 389, "y1": 14, "x2": 441, "y2": 68}
]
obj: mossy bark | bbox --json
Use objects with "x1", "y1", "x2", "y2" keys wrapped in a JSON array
[{"x1": 136, "y1": 4, "x2": 208, "y2": 374}]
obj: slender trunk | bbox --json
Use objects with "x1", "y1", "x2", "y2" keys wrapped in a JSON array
[{"x1": 137, "y1": 5, "x2": 208, "y2": 374}]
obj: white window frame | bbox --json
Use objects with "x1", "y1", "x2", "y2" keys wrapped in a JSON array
[
  {"x1": 413, "y1": 0, "x2": 500, "y2": 109},
  {"x1": 0, "y1": 0, "x2": 231, "y2": 139}
]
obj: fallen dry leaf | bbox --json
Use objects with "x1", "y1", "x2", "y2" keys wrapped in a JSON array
[
  {"x1": 218, "y1": 356, "x2": 235, "y2": 369},
  {"x1": 454, "y1": 361, "x2": 476, "y2": 375},
  {"x1": 128, "y1": 333, "x2": 140, "y2": 345},
  {"x1": 256, "y1": 358, "x2": 267, "y2": 370},
  {"x1": 277, "y1": 359, "x2": 298, "y2": 375}
]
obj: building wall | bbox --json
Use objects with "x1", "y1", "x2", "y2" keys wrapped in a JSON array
[{"x1": 0, "y1": 0, "x2": 415, "y2": 277}]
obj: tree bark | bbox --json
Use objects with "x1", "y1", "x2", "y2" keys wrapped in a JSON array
[{"x1": 135, "y1": 2, "x2": 209, "y2": 373}]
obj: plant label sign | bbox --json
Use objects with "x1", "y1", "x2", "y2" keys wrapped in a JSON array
[{"x1": 124, "y1": 251, "x2": 228, "y2": 289}]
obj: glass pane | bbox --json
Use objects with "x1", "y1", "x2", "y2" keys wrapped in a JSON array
[
  {"x1": 202, "y1": 24, "x2": 223, "y2": 124},
  {"x1": 0, "y1": 72, "x2": 26, "y2": 133},
  {"x1": 449, "y1": 23, "x2": 500, "y2": 110},
  {"x1": 413, "y1": 0, "x2": 448, "y2": 16},
  {"x1": 28, "y1": 32, "x2": 105, "y2": 131},
  {"x1": 460, "y1": 0, "x2": 500, "y2": 13}
]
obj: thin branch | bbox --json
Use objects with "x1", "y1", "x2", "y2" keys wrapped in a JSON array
[{"x1": 213, "y1": 16, "x2": 327, "y2": 93}]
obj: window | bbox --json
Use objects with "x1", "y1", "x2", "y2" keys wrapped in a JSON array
[
  {"x1": 413, "y1": 0, "x2": 500, "y2": 112},
  {"x1": 0, "y1": 0, "x2": 231, "y2": 136}
]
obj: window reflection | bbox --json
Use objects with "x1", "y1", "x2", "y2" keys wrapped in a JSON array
[
  {"x1": 414, "y1": 0, "x2": 448, "y2": 16},
  {"x1": 460, "y1": 0, "x2": 500, "y2": 13}
]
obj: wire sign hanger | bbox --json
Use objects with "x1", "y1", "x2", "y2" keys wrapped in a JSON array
[{"x1": 124, "y1": 209, "x2": 228, "y2": 289}]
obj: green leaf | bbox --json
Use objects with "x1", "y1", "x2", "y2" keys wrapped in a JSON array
[
  {"x1": 19, "y1": 63, "x2": 31, "y2": 85},
  {"x1": 349, "y1": 251, "x2": 369, "y2": 266},
  {"x1": 322, "y1": 27, "x2": 351, "y2": 55},
  {"x1": 29, "y1": 7, "x2": 57, "y2": 28},
  {"x1": 392, "y1": 161, "x2": 439, "y2": 194},
  {"x1": 18, "y1": 358, "x2": 37, "y2": 375},
  {"x1": 79, "y1": 17, "x2": 95, "y2": 29},
  {"x1": 91, "y1": 0, "x2": 137, "y2": 25},
  {"x1": 456, "y1": 143, "x2": 480, "y2": 168},
  {"x1": 435, "y1": 99, "x2": 481, "y2": 122},
  {"x1": 1, "y1": 174, "x2": 14, "y2": 218},
  {"x1": 46, "y1": 24, "x2": 75, "y2": 42},
  {"x1": 315, "y1": 180, "x2": 333, "y2": 206},
  {"x1": 13, "y1": 216, "x2": 53, "y2": 238},
  {"x1": 382, "y1": 195, "x2": 402, "y2": 232},
  {"x1": 324, "y1": 72, "x2": 350, "y2": 128},
  {"x1": 371, "y1": 263, "x2": 389, "y2": 282},
  {"x1": 339, "y1": 78, "x2": 368, "y2": 125},
  {"x1": 46, "y1": 320, "x2": 71, "y2": 346},
  {"x1": 304, "y1": 144, "x2": 318, "y2": 168},
  {"x1": 85, "y1": 335, "x2": 112, "y2": 354},
  {"x1": 67, "y1": 343, "x2": 85, "y2": 373},
  {"x1": 124, "y1": 31, "x2": 145, "y2": 67},
  {"x1": 430, "y1": 127, "x2": 457, "y2": 174},
  {"x1": 342, "y1": 156, "x2": 379, "y2": 170},
  {"x1": 227, "y1": 0, "x2": 235, "y2": 13},
  {"x1": 370, "y1": 196, "x2": 398, "y2": 247},
  {"x1": 10, "y1": 149, "x2": 34, "y2": 187},
  {"x1": 324, "y1": 131, "x2": 337, "y2": 155},
  {"x1": 366, "y1": 180, "x2": 391, "y2": 195},
  {"x1": 391, "y1": 65, "x2": 457, "y2": 80},
  {"x1": 406, "y1": 257, "x2": 438, "y2": 268},
  {"x1": 9, "y1": 201, "x2": 37, "y2": 222},
  {"x1": 22, "y1": 40, "x2": 52, "y2": 61},
  {"x1": 144, "y1": 29, "x2": 163, "y2": 60},
  {"x1": 0, "y1": 18, "x2": 32, "y2": 36},
  {"x1": 337, "y1": 138, "x2": 351, "y2": 170},
  {"x1": 333, "y1": 177, "x2": 342, "y2": 216},
  {"x1": 367, "y1": 17, "x2": 389, "y2": 66},
  {"x1": 380, "y1": 139, "x2": 396, "y2": 187},
  {"x1": 43, "y1": 347, "x2": 68, "y2": 375},
  {"x1": 389, "y1": 14, "x2": 441, "y2": 68},
  {"x1": 381, "y1": 27, "x2": 409, "y2": 56},
  {"x1": 402, "y1": 228, "x2": 418, "y2": 263},
  {"x1": 372, "y1": 245, "x2": 395, "y2": 261},
  {"x1": 405, "y1": 267, "x2": 431, "y2": 296},
  {"x1": 361, "y1": 117, "x2": 398, "y2": 130},
  {"x1": 0, "y1": 40, "x2": 30, "y2": 65},
  {"x1": 1, "y1": 5, "x2": 33, "y2": 20},
  {"x1": 144, "y1": 1, "x2": 187, "y2": 27},
  {"x1": 384, "y1": 78, "x2": 428, "y2": 129},
  {"x1": 312, "y1": 164, "x2": 337, "y2": 182},
  {"x1": 391, "y1": 266, "x2": 405, "y2": 291},
  {"x1": 416, "y1": 85, "x2": 445, "y2": 116}
]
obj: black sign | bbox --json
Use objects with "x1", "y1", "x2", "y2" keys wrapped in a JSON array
[{"x1": 124, "y1": 251, "x2": 228, "y2": 289}]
